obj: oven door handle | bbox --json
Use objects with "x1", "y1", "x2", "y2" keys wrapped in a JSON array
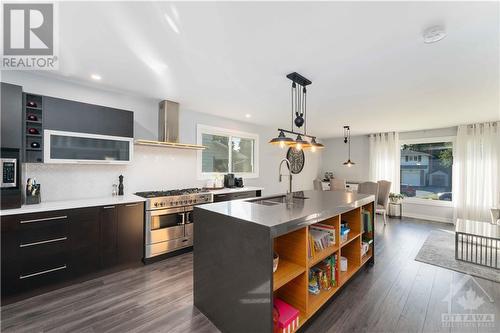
[
  {"x1": 179, "y1": 212, "x2": 185, "y2": 225},
  {"x1": 185, "y1": 211, "x2": 192, "y2": 224}
]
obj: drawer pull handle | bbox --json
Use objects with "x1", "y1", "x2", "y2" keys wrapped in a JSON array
[
  {"x1": 19, "y1": 237, "x2": 67, "y2": 248},
  {"x1": 20, "y1": 215, "x2": 68, "y2": 224},
  {"x1": 125, "y1": 203, "x2": 139, "y2": 207},
  {"x1": 103, "y1": 206, "x2": 116, "y2": 209},
  {"x1": 19, "y1": 265, "x2": 67, "y2": 279}
]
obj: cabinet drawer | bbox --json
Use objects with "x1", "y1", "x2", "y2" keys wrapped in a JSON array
[
  {"x1": 18, "y1": 236, "x2": 69, "y2": 260},
  {"x1": 231, "y1": 191, "x2": 257, "y2": 200},
  {"x1": 17, "y1": 221, "x2": 68, "y2": 245},
  {"x1": 214, "y1": 191, "x2": 257, "y2": 202},
  {"x1": 17, "y1": 213, "x2": 69, "y2": 240},
  {"x1": 2, "y1": 212, "x2": 69, "y2": 258}
]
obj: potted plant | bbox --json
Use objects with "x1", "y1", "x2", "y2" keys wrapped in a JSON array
[{"x1": 389, "y1": 193, "x2": 404, "y2": 204}]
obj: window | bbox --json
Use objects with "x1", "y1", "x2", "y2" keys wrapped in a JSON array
[
  {"x1": 197, "y1": 125, "x2": 259, "y2": 178},
  {"x1": 400, "y1": 140, "x2": 453, "y2": 201}
]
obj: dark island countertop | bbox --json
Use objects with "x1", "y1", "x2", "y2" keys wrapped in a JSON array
[{"x1": 196, "y1": 189, "x2": 375, "y2": 237}]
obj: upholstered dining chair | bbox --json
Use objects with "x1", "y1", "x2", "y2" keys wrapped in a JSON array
[
  {"x1": 376, "y1": 180, "x2": 392, "y2": 225},
  {"x1": 313, "y1": 178, "x2": 323, "y2": 191},
  {"x1": 330, "y1": 178, "x2": 346, "y2": 191},
  {"x1": 357, "y1": 182, "x2": 379, "y2": 210}
]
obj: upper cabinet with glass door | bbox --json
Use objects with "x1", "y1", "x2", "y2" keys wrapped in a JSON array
[
  {"x1": 44, "y1": 130, "x2": 133, "y2": 164},
  {"x1": 33, "y1": 94, "x2": 135, "y2": 164}
]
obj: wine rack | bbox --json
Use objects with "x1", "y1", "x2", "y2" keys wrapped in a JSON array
[{"x1": 23, "y1": 93, "x2": 44, "y2": 163}]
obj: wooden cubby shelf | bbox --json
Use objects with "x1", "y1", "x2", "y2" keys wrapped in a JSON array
[
  {"x1": 309, "y1": 244, "x2": 339, "y2": 267},
  {"x1": 340, "y1": 264, "x2": 359, "y2": 285},
  {"x1": 340, "y1": 232, "x2": 361, "y2": 247},
  {"x1": 361, "y1": 247, "x2": 373, "y2": 266},
  {"x1": 273, "y1": 260, "x2": 305, "y2": 291},
  {"x1": 308, "y1": 285, "x2": 341, "y2": 316},
  {"x1": 271, "y1": 202, "x2": 375, "y2": 331}
]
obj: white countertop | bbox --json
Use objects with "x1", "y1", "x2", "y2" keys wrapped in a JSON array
[
  {"x1": 0, "y1": 194, "x2": 145, "y2": 217},
  {"x1": 208, "y1": 186, "x2": 264, "y2": 195}
]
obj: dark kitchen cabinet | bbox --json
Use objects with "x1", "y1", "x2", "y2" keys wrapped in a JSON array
[
  {"x1": 213, "y1": 190, "x2": 261, "y2": 202},
  {"x1": 1, "y1": 82, "x2": 23, "y2": 149},
  {"x1": 117, "y1": 203, "x2": 144, "y2": 264},
  {"x1": 43, "y1": 96, "x2": 134, "y2": 138},
  {"x1": 1, "y1": 211, "x2": 71, "y2": 296},
  {"x1": 1, "y1": 201, "x2": 144, "y2": 301},
  {"x1": 100, "y1": 205, "x2": 118, "y2": 267},
  {"x1": 70, "y1": 207, "x2": 100, "y2": 276}
]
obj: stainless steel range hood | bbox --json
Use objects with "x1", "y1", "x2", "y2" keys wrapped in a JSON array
[{"x1": 135, "y1": 100, "x2": 205, "y2": 150}]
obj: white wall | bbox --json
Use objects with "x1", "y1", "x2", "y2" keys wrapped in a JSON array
[
  {"x1": 320, "y1": 135, "x2": 370, "y2": 182},
  {"x1": 3, "y1": 72, "x2": 321, "y2": 201},
  {"x1": 321, "y1": 128, "x2": 457, "y2": 223}
]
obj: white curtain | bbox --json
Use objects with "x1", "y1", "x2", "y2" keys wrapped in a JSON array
[
  {"x1": 369, "y1": 132, "x2": 400, "y2": 193},
  {"x1": 454, "y1": 122, "x2": 500, "y2": 222}
]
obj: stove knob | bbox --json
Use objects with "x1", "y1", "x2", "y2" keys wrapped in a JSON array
[{"x1": 154, "y1": 202, "x2": 159, "y2": 207}]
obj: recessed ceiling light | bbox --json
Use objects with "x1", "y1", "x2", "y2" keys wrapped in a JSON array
[
  {"x1": 423, "y1": 25, "x2": 447, "y2": 44},
  {"x1": 90, "y1": 74, "x2": 102, "y2": 81},
  {"x1": 164, "y1": 14, "x2": 180, "y2": 34},
  {"x1": 245, "y1": 114, "x2": 251, "y2": 118}
]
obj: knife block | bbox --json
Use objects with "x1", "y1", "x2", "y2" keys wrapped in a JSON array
[{"x1": 25, "y1": 184, "x2": 41, "y2": 205}]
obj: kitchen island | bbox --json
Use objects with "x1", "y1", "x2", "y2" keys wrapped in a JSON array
[{"x1": 193, "y1": 190, "x2": 375, "y2": 333}]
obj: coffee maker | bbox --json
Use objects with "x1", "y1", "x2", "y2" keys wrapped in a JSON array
[{"x1": 224, "y1": 173, "x2": 235, "y2": 188}]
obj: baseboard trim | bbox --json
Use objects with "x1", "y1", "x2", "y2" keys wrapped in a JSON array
[{"x1": 402, "y1": 212, "x2": 453, "y2": 224}]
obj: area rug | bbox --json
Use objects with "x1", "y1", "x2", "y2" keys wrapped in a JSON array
[{"x1": 415, "y1": 230, "x2": 500, "y2": 283}]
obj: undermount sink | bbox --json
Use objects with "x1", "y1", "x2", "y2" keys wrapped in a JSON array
[{"x1": 249, "y1": 195, "x2": 309, "y2": 206}]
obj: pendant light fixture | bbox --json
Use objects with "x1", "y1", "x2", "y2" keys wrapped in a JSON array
[
  {"x1": 269, "y1": 130, "x2": 294, "y2": 148},
  {"x1": 343, "y1": 125, "x2": 355, "y2": 167},
  {"x1": 268, "y1": 72, "x2": 324, "y2": 151}
]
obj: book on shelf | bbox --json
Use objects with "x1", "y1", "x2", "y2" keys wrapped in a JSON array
[
  {"x1": 308, "y1": 225, "x2": 336, "y2": 258},
  {"x1": 361, "y1": 210, "x2": 372, "y2": 233},
  {"x1": 308, "y1": 254, "x2": 338, "y2": 295}
]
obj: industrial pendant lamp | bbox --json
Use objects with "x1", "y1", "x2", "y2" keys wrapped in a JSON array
[
  {"x1": 269, "y1": 130, "x2": 294, "y2": 148},
  {"x1": 343, "y1": 125, "x2": 355, "y2": 167},
  {"x1": 268, "y1": 72, "x2": 325, "y2": 151}
]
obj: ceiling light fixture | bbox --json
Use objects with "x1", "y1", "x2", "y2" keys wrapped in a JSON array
[
  {"x1": 164, "y1": 13, "x2": 180, "y2": 34},
  {"x1": 423, "y1": 25, "x2": 446, "y2": 44},
  {"x1": 343, "y1": 125, "x2": 355, "y2": 167},
  {"x1": 90, "y1": 74, "x2": 102, "y2": 81},
  {"x1": 269, "y1": 130, "x2": 294, "y2": 148},
  {"x1": 269, "y1": 72, "x2": 324, "y2": 151},
  {"x1": 245, "y1": 114, "x2": 251, "y2": 118}
]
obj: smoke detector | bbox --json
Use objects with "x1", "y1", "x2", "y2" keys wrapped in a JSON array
[{"x1": 423, "y1": 25, "x2": 447, "y2": 44}]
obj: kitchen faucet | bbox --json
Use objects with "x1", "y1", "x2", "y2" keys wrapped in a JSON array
[{"x1": 279, "y1": 158, "x2": 293, "y2": 202}]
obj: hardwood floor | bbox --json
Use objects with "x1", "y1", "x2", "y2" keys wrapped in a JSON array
[{"x1": 2, "y1": 217, "x2": 499, "y2": 332}]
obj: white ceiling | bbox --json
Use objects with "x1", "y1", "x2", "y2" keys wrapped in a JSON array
[{"x1": 39, "y1": 1, "x2": 499, "y2": 138}]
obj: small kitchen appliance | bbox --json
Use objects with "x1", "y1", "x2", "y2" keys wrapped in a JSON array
[
  {"x1": 135, "y1": 188, "x2": 213, "y2": 259},
  {"x1": 234, "y1": 177, "x2": 244, "y2": 188},
  {"x1": 224, "y1": 173, "x2": 235, "y2": 188},
  {"x1": 1, "y1": 148, "x2": 22, "y2": 209}
]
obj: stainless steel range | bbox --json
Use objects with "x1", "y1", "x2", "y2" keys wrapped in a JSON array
[{"x1": 135, "y1": 188, "x2": 213, "y2": 259}]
